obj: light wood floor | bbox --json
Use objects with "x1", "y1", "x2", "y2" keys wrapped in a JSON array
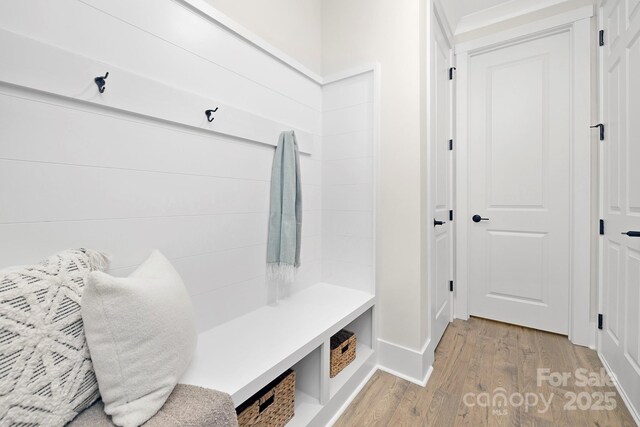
[{"x1": 334, "y1": 317, "x2": 637, "y2": 426}]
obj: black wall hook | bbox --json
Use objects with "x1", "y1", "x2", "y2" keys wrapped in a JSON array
[
  {"x1": 205, "y1": 107, "x2": 219, "y2": 122},
  {"x1": 94, "y1": 72, "x2": 109, "y2": 93},
  {"x1": 591, "y1": 123, "x2": 605, "y2": 141}
]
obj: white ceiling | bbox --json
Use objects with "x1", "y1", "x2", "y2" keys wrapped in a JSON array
[{"x1": 440, "y1": 0, "x2": 514, "y2": 30}]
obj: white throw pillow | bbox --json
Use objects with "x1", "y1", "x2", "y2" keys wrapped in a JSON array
[
  {"x1": 0, "y1": 249, "x2": 109, "y2": 426},
  {"x1": 82, "y1": 250, "x2": 197, "y2": 427}
]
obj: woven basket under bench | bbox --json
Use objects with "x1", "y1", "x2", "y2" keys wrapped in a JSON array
[
  {"x1": 330, "y1": 330, "x2": 356, "y2": 378},
  {"x1": 236, "y1": 369, "x2": 296, "y2": 427}
]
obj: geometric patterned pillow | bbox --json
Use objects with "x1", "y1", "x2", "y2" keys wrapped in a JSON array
[{"x1": 0, "y1": 249, "x2": 110, "y2": 427}]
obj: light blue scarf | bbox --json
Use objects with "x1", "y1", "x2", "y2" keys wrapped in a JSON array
[{"x1": 266, "y1": 131, "x2": 302, "y2": 299}]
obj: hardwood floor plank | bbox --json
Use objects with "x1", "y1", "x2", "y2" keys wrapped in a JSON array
[
  {"x1": 425, "y1": 390, "x2": 459, "y2": 427},
  {"x1": 334, "y1": 370, "x2": 409, "y2": 427},
  {"x1": 516, "y1": 325, "x2": 555, "y2": 423},
  {"x1": 334, "y1": 319, "x2": 637, "y2": 427},
  {"x1": 386, "y1": 383, "x2": 428, "y2": 427},
  {"x1": 333, "y1": 370, "x2": 397, "y2": 426},
  {"x1": 453, "y1": 334, "x2": 495, "y2": 426}
]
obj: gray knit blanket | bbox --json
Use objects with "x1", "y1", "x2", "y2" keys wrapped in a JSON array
[{"x1": 69, "y1": 384, "x2": 238, "y2": 426}]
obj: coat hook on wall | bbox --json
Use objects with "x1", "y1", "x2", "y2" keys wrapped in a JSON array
[
  {"x1": 590, "y1": 123, "x2": 605, "y2": 141},
  {"x1": 94, "y1": 72, "x2": 109, "y2": 93},
  {"x1": 205, "y1": 107, "x2": 219, "y2": 122}
]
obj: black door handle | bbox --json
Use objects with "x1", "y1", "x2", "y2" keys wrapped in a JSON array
[
  {"x1": 472, "y1": 215, "x2": 489, "y2": 223},
  {"x1": 434, "y1": 219, "x2": 446, "y2": 227},
  {"x1": 621, "y1": 231, "x2": 640, "y2": 237}
]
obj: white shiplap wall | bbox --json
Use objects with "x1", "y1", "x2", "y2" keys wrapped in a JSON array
[
  {"x1": 322, "y1": 72, "x2": 375, "y2": 294},
  {"x1": 0, "y1": 0, "x2": 322, "y2": 331}
]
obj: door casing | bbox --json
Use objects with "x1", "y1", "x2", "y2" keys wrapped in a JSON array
[
  {"x1": 454, "y1": 6, "x2": 594, "y2": 347},
  {"x1": 429, "y1": 0, "x2": 454, "y2": 351}
]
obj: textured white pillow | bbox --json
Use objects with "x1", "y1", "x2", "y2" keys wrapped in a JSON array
[
  {"x1": 82, "y1": 250, "x2": 197, "y2": 427},
  {"x1": 0, "y1": 249, "x2": 109, "y2": 426}
]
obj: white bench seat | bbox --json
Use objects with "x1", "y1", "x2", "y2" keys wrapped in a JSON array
[{"x1": 180, "y1": 283, "x2": 375, "y2": 406}]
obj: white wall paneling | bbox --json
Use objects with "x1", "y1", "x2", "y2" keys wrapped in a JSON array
[
  {"x1": 0, "y1": 29, "x2": 315, "y2": 154},
  {"x1": 322, "y1": 70, "x2": 376, "y2": 295},
  {"x1": 0, "y1": 0, "x2": 322, "y2": 331},
  {"x1": 0, "y1": 0, "x2": 322, "y2": 111},
  {"x1": 0, "y1": 1, "x2": 380, "y2": 424}
]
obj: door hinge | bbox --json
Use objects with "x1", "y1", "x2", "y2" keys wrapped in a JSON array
[
  {"x1": 599, "y1": 30, "x2": 605, "y2": 46},
  {"x1": 449, "y1": 210, "x2": 454, "y2": 221},
  {"x1": 598, "y1": 313, "x2": 604, "y2": 330},
  {"x1": 591, "y1": 123, "x2": 605, "y2": 141},
  {"x1": 449, "y1": 139, "x2": 454, "y2": 150},
  {"x1": 600, "y1": 219, "x2": 605, "y2": 235},
  {"x1": 449, "y1": 67, "x2": 456, "y2": 80},
  {"x1": 449, "y1": 280, "x2": 454, "y2": 292}
]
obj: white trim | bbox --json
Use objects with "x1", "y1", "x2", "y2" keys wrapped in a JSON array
[
  {"x1": 377, "y1": 337, "x2": 435, "y2": 385},
  {"x1": 456, "y1": 0, "x2": 572, "y2": 35},
  {"x1": 424, "y1": 0, "x2": 456, "y2": 378},
  {"x1": 377, "y1": 365, "x2": 434, "y2": 388},
  {"x1": 372, "y1": 63, "x2": 382, "y2": 306},
  {"x1": 175, "y1": 0, "x2": 323, "y2": 83},
  {"x1": 455, "y1": 12, "x2": 593, "y2": 346},
  {"x1": 567, "y1": 16, "x2": 593, "y2": 348},
  {"x1": 326, "y1": 363, "x2": 435, "y2": 426},
  {"x1": 322, "y1": 63, "x2": 380, "y2": 85},
  {"x1": 174, "y1": 1, "x2": 381, "y2": 89},
  {"x1": 433, "y1": 0, "x2": 455, "y2": 45},
  {"x1": 598, "y1": 353, "x2": 640, "y2": 425},
  {"x1": 455, "y1": 5, "x2": 594, "y2": 53},
  {"x1": 178, "y1": 0, "x2": 381, "y2": 89},
  {"x1": 454, "y1": 51, "x2": 470, "y2": 321}
]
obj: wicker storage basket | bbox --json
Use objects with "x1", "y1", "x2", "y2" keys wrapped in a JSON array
[
  {"x1": 236, "y1": 369, "x2": 296, "y2": 427},
  {"x1": 330, "y1": 330, "x2": 356, "y2": 378}
]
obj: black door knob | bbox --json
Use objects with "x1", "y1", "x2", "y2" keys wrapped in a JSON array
[
  {"x1": 472, "y1": 215, "x2": 489, "y2": 223},
  {"x1": 434, "y1": 219, "x2": 446, "y2": 227},
  {"x1": 622, "y1": 231, "x2": 640, "y2": 237}
]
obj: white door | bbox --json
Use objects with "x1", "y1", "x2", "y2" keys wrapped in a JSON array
[
  {"x1": 467, "y1": 31, "x2": 571, "y2": 334},
  {"x1": 600, "y1": 0, "x2": 640, "y2": 414},
  {"x1": 430, "y1": 13, "x2": 453, "y2": 346}
]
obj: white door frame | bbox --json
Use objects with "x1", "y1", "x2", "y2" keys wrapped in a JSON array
[
  {"x1": 454, "y1": 6, "x2": 594, "y2": 347},
  {"x1": 427, "y1": 0, "x2": 455, "y2": 343}
]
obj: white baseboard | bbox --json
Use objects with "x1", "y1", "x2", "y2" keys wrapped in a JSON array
[
  {"x1": 377, "y1": 338, "x2": 435, "y2": 386},
  {"x1": 377, "y1": 364, "x2": 434, "y2": 387},
  {"x1": 324, "y1": 337, "x2": 437, "y2": 426},
  {"x1": 598, "y1": 353, "x2": 640, "y2": 426}
]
